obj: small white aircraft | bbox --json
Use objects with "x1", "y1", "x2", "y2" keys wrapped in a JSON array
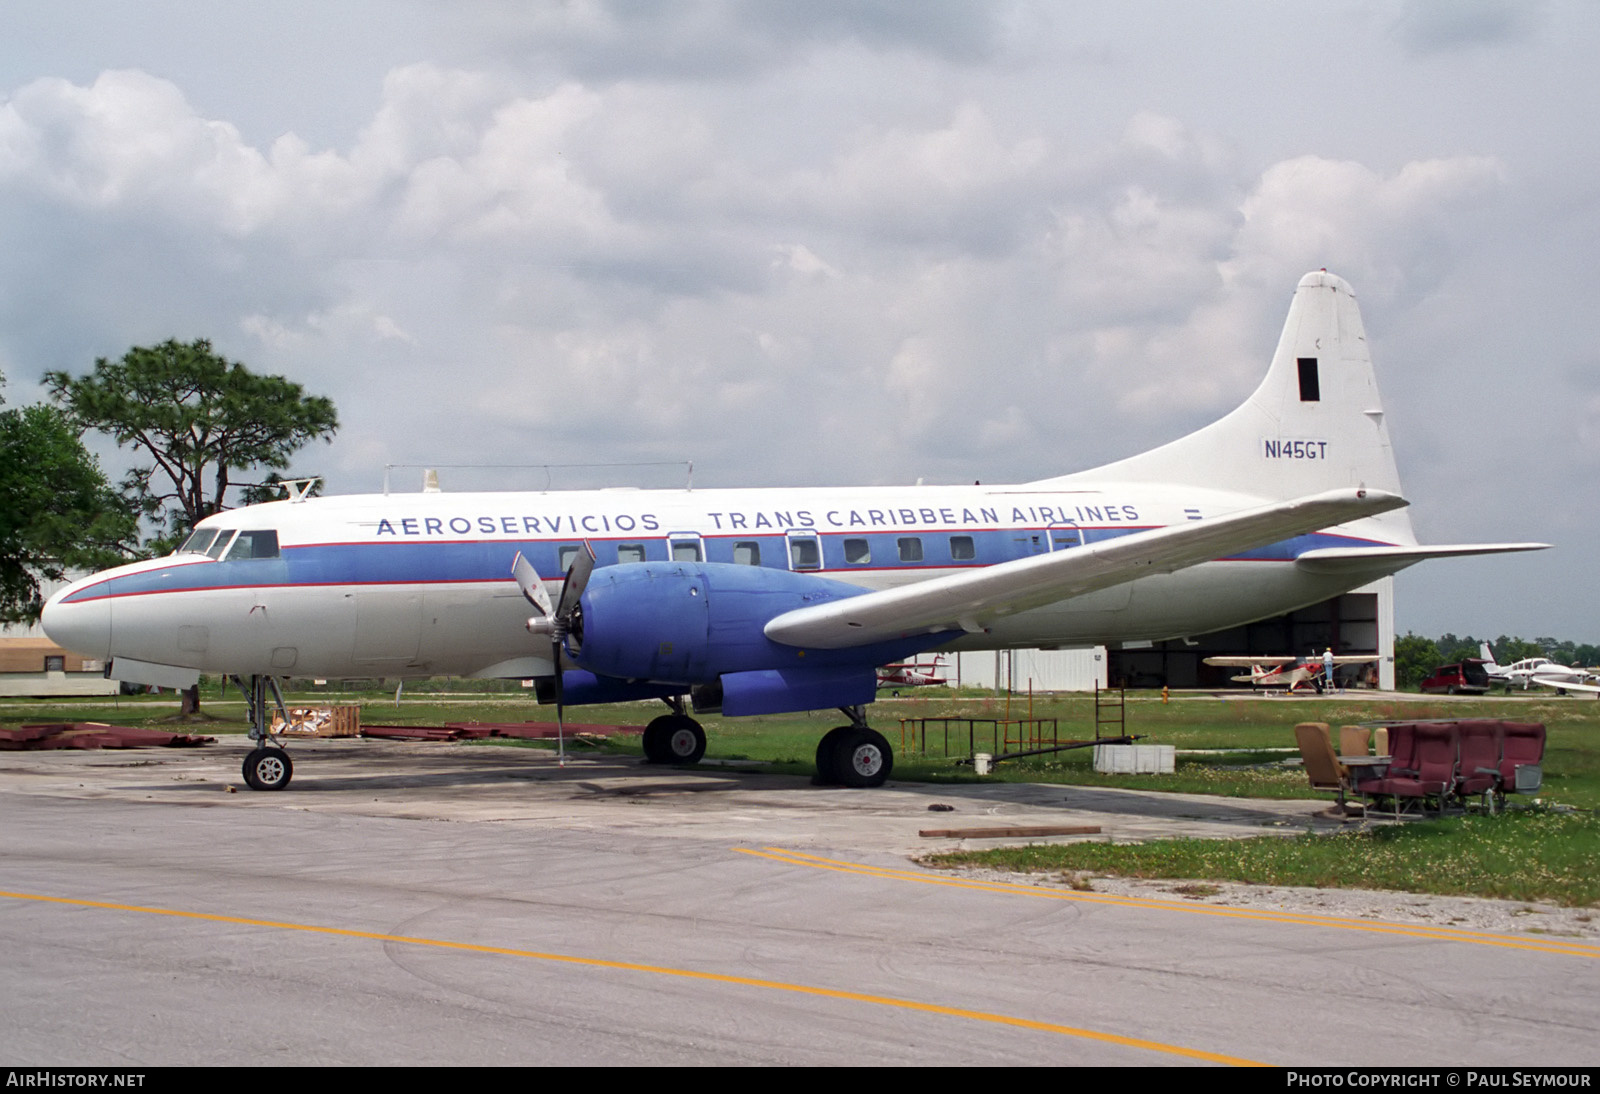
[
  {"x1": 1480, "y1": 642, "x2": 1600, "y2": 695},
  {"x1": 42, "y1": 271, "x2": 1548, "y2": 790},
  {"x1": 1472, "y1": 646, "x2": 1587, "y2": 687},
  {"x1": 1203, "y1": 651, "x2": 1376, "y2": 693}
]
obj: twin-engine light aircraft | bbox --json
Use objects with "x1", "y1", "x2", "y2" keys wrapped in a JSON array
[
  {"x1": 1480, "y1": 643, "x2": 1600, "y2": 696},
  {"x1": 42, "y1": 272, "x2": 1546, "y2": 790}
]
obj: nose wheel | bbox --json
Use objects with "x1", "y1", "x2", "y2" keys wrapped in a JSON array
[{"x1": 243, "y1": 746, "x2": 293, "y2": 791}]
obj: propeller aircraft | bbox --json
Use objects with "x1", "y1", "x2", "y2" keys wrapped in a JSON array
[{"x1": 42, "y1": 272, "x2": 1547, "y2": 790}]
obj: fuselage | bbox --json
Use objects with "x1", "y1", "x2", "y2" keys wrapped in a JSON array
[{"x1": 42, "y1": 478, "x2": 1404, "y2": 682}]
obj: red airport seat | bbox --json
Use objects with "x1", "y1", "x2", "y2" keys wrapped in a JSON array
[
  {"x1": 1357, "y1": 723, "x2": 1457, "y2": 817},
  {"x1": 1497, "y1": 722, "x2": 1546, "y2": 795},
  {"x1": 1455, "y1": 721, "x2": 1501, "y2": 801},
  {"x1": 1385, "y1": 723, "x2": 1418, "y2": 778}
]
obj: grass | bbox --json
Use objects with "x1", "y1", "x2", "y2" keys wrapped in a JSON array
[
  {"x1": 927, "y1": 809, "x2": 1600, "y2": 907},
  {"x1": 7, "y1": 686, "x2": 1599, "y2": 906}
]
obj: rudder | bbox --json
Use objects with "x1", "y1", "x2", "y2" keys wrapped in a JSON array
[{"x1": 1045, "y1": 271, "x2": 1414, "y2": 541}]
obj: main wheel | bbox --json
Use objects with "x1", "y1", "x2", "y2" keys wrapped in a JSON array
[
  {"x1": 814, "y1": 726, "x2": 855, "y2": 784},
  {"x1": 642, "y1": 714, "x2": 706, "y2": 764},
  {"x1": 243, "y1": 747, "x2": 292, "y2": 791},
  {"x1": 835, "y1": 727, "x2": 894, "y2": 789}
]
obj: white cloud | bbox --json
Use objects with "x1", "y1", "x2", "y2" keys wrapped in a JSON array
[{"x1": 0, "y1": 4, "x2": 1592, "y2": 637}]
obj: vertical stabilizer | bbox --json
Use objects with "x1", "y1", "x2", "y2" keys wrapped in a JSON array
[{"x1": 1048, "y1": 271, "x2": 1415, "y2": 543}]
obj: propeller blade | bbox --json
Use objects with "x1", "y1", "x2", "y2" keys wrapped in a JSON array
[
  {"x1": 555, "y1": 541, "x2": 596, "y2": 621},
  {"x1": 551, "y1": 637, "x2": 567, "y2": 767},
  {"x1": 525, "y1": 544, "x2": 592, "y2": 770},
  {"x1": 511, "y1": 551, "x2": 553, "y2": 617}
]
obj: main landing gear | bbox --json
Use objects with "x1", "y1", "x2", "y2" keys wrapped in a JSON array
[
  {"x1": 641, "y1": 711, "x2": 707, "y2": 765},
  {"x1": 232, "y1": 673, "x2": 294, "y2": 791},
  {"x1": 814, "y1": 707, "x2": 894, "y2": 788}
]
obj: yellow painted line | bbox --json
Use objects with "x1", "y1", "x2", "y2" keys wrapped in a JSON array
[
  {"x1": 0, "y1": 888, "x2": 1263, "y2": 1067},
  {"x1": 740, "y1": 848, "x2": 1600, "y2": 960}
]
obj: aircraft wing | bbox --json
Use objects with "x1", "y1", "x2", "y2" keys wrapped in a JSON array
[
  {"x1": 1204, "y1": 656, "x2": 1294, "y2": 667},
  {"x1": 1294, "y1": 543, "x2": 1549, "y2": 574},
  {"x1": 1530, "y1": 673, "x2": 1600, "y2": 693},
  {"x1": 765, "y1": 487, "x2": 1407, "y2": 650}
]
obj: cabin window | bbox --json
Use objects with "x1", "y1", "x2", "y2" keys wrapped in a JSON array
[
  {"x1": 732, "y1": 541, "x2": 761, "y2": 566},
  {"x1": 558, "y1": 545, "x2": 581, "y2": 571},
  {"x1": 790, "y1": 538, "x2": 821, "y2": 570},
  {"x1": 672, "y1": 540, "x2": 702, "y2": 563},
  {"x1": 206, "y1": 531, "x2": 237, "y2": 560},
  {"x1": 617, "y1": 543, "x2": 645, "y2": 564},
  {"x1": 950, "y1": 535, "x2": 975, "y2": 561},
  {"x1": 898, "y1": 537, "x2": 923, "y2": 563},
  {"x1": 1297, "y1": 357, "x2": 1320, "y2": 402},
  {"x1": 177, "y1": 529, "x2": 219, "y2": 555},
  {"x1": 843, "y1": 538, "x2": 871, "y2": 564},
  {"x1": 227, "y1": 530, "x2": 280, "y2": 560}
]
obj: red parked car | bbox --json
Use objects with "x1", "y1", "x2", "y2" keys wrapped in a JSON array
[{"x1": 1420, "y1": 659, "x2": 1492, "y2": 695}]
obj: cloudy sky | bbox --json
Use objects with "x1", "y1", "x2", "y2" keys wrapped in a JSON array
[{"x1": 2, "y1": 1, "x2": 1595, "y2": 641}]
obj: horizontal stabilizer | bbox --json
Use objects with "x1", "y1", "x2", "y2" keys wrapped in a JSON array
[
  {"x1": 765, "y1": 487, "x2": 1408, "y2": 650},
  {"x1": 1294, "y1": 543, "x2": 1549, "y2": 574}
]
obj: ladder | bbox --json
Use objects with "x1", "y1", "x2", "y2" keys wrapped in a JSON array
[{"x1": 1094, "y1": 683, "x2": 1126, "y2": 741}]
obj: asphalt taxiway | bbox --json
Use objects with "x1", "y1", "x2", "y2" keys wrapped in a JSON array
[{"x1": 2, "y1": 737, "x2": 1595, "y2": 1066}]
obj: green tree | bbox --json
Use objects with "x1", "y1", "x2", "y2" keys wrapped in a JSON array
[
  {"x1": 1491, "y1": 636, "x2": 1545, "y2": 664},
  {"x1": 47, "y1": 341, "x2": 337, "y2": 712},
  {"x1": 1394, "y1": 633, "x2": 1442, "y2": 689},
  {"x1": 0, "y1": 373, "x2": 135, "y2": 623},
  {"x1": 46, "y1": 339, "x2": 338, "y2": 552}
]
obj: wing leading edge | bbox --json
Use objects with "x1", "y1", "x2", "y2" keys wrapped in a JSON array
[{"x1": 763, "y1": 488, "x2": 1409, "y2": 650}]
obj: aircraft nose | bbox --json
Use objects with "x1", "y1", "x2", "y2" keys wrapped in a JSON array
[{"x1": 41, "y1": 580, "x2": 112, "y2": 659}]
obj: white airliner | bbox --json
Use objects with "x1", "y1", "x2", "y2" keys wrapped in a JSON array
[{"x1": 42, "y1": 271, "x2": 1547, "y2": 790}]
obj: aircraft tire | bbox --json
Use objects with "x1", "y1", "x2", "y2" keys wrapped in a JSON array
[
  {"x1": 243, "y1": 747, "x2": 292, "y2": 791},
  {"x1": 643, "y1": 714, "x2": 705, "y2": 764},
  {"x1": 814, "y1": 726, "x2": 854, "y2": 784},
  {"x1": 834, "y1": 728, "x2": 894, "y2": 789}
]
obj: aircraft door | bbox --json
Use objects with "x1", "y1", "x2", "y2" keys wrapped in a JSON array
[
  {"x1": 667, "y1": 533, "x2": 704, "y2": 563},
  {"x1": 1047, "y1": 522, "x2": 1082, "y2": 552},
  {"x1": 787, "y1": 530, "x2": 822, "y2": 571}
]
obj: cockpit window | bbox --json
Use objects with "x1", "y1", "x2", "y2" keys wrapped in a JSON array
[
  {"x1": 177, "y1": 529, "x2": 219, "y2": 555},
  {"x1": 206, "y1": 530, "x2": 238, "y2": 559},
  {"x1": 226, "y1": 530, "x2": 280, "y2": 560}
]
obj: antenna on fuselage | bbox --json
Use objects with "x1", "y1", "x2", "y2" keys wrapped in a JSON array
[{"x1": 276, "y1": 478, "x2": 321, "y2": 503}]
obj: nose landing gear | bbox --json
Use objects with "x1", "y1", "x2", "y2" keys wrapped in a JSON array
[{"x1": 233, "y1": 673, "x2": 294, "y2": 791}]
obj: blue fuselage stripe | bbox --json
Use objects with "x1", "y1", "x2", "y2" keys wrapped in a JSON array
[{"x1": 64, "y1": 527, "x2": 1388, "y2": 603}]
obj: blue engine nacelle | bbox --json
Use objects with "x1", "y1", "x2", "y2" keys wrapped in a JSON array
[{"x1": 569, "y1": 562, "x2": 947, "y2": 704}]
